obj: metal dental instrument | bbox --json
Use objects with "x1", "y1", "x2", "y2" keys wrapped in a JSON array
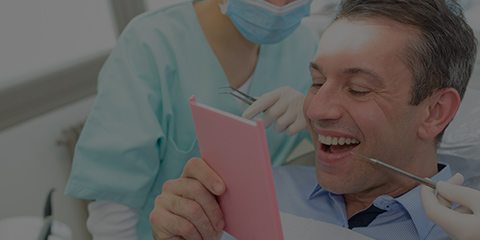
[
  {"x1": 351, "y1": 152, "x2": 437, "y2": 189},
  {"x1": 219, "y1": 86, "x2": 257, "y2": 105}
]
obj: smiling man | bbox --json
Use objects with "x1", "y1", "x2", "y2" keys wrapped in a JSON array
[
  {"x1": 150, "y1": 0, "x2": 477, "y2": 239},
  {"x1": 304, "y1": 0, "x2": 476, "y2": 222},
  {"x1": 306, "y1": 11, "x2": 454, "y2": 218}
]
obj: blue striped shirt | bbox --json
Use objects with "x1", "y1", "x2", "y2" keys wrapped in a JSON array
[{"x1": 273, "y1": 164, "x2": 452, "y2": 240}]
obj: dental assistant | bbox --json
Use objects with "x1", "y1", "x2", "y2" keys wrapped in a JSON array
[{"x1": 64, "y1": 0, "x2": 317, "y2": 239}]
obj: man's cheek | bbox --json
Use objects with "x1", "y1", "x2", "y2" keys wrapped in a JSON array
[{"x1": 303, "y1": 93, "x2": 314, "y2": 119}]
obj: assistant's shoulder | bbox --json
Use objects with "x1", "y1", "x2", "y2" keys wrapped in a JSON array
[
  {"x1": 107, "y1": 0, "x2": 200, "y2": 71},
  {"x1": 119, "y1": 0, "x2": 198, "y2": 44}
]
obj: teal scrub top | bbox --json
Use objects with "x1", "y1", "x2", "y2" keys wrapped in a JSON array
[{"x1": 65, "y1": 1, "x2": 318, "y2": 239}]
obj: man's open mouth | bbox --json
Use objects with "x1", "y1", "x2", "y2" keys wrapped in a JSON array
[{"x1": 318, "y1": 134, "x2": 360, "y2": 154}]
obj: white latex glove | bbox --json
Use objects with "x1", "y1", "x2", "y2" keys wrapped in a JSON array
[
  {"x1": 421, "y1": 173, "x2": 480, "y2": 240},
  {"x1": 242, "y1": 87, "x2": 306, "y2": 135}
]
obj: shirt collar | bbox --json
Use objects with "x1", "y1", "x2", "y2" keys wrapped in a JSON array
[
  {"x1": 395, "y1": 163, "x2": 451, "y2": 239},
  {"x1": 308, "y1": 183, "x2": 329, "y2": 200},
  {"x1": 307, "y1": 163, "x2": 452, "y2": 239}
]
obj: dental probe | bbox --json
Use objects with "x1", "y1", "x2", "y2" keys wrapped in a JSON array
[{"x1": 351, "y1": 152, "x2": 437, "y2": 189}]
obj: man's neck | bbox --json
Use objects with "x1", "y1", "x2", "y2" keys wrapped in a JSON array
[
  {"x1": 344, "y1": 146, "x2": 439, "y2": 218},
  {"x1": 194, "y1": 0, "x2": 260, "y2": 88}
]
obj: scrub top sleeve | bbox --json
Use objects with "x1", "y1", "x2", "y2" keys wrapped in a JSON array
[{"x1": 65, "y1": 20, "x2": 167, "y2": 209}]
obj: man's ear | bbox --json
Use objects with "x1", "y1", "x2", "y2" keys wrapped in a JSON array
[{"x1": 417, "y1": 88, "x2": 461, "y2": 140}]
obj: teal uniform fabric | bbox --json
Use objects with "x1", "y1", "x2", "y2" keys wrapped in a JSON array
[{"x1": 65, "y1": 1, "x2": 318, "y2": 239}]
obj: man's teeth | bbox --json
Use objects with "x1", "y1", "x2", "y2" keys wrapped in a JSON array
[{"x1": 318, "y1": 135, "x2": 359, "y2": 146}]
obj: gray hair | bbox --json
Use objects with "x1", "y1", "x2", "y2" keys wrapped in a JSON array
[{"x1": 335, "y1": 0, "x2": 477, "y2": 105}]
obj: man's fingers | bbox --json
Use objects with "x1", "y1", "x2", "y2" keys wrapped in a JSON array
[
  {"x1": 151, "y1": 158, "x2": 226, "y2": 240},
  {"x1": 150, "y1": 206, "x2": 202, "y2": 240},
  {"x1": 162, "y1": 178, "x2": 225, "y2": 232},
  {"x1": 181, "y1": 158, "x2": 225, "y2": 195},
  {"x1": 161, "y1": 192, "x2": 220, "y2": 239},
  {"x1": 178, "y1": 158, "x2": 225, "y2": 231}
]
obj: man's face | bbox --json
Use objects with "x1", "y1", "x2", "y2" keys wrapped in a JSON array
[{"x1": 305, "y1": 18, "x2": 429, "y2": 195}]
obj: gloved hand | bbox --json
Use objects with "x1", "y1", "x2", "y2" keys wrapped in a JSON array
[
  {"x1": 421, "y1": 173, "x2": 480, "y2": 240},
  {"x1": 242, "y1": 87, "x2": 306, "y2": 135}
]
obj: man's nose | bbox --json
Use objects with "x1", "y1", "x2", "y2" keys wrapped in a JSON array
[{"x1": 305, "y1": 85, "x2": 343, "y2": 122}]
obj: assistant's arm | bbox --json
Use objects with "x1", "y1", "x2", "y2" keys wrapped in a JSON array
[{"x1": 87, "y1": 201, "x2": 139, "y2": 240}]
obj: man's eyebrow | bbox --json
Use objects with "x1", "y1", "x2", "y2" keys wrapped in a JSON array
[{"x1": 343, "y1": 67, "x2": 385, "y2": 88}]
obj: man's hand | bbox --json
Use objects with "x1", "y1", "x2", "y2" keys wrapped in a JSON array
[
  {"x1": 421, "y1": 173, "x2": 480, "y2": 240},
  {"x1": 150, "y1": 158, "x2": 226, "y2": 240}
]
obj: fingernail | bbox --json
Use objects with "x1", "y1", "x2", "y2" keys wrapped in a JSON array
[{"x1": 214, "y1": 183, "x2": 224, "y2": 194}]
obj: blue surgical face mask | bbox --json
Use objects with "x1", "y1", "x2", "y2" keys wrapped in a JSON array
[{"x1": 220, "y1": 0, "x2": 312, "y2": 44}]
